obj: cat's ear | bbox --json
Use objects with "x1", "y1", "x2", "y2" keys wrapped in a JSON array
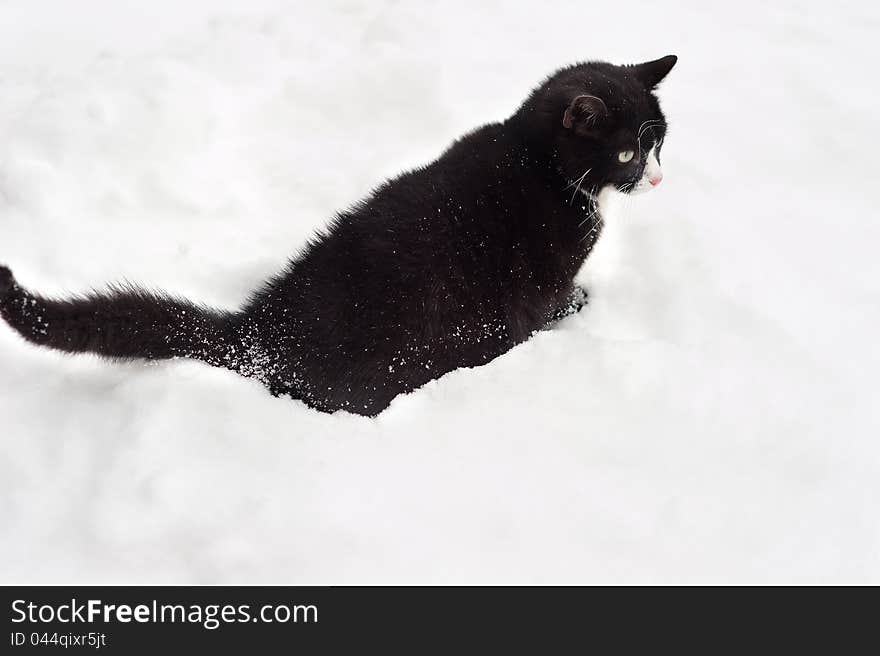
[
  {"x1": 629, "y1": 55, "x2": 678, "y2": 89},
  {"x1": 562, "y1": 94, "x2": 608, "y2": 130}
]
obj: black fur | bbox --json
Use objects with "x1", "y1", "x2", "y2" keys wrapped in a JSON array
[{"x1": 0, "y1": 56, "x2": 676, "y2": 416}]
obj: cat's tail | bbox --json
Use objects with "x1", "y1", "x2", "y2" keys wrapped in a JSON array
[{"x1": 0, "y1": 264, "x2": 239, "y2": 370}]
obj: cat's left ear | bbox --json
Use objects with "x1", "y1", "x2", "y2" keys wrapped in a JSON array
[
  {"x1": 629, "y1": 55, "x2": 678, "y2": 89},
  {"x1": 562, "y1": 94, "x2": 608, "y2": 131}
]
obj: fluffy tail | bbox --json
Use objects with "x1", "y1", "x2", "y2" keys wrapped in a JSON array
[{"x1": 0, "y1": 264, "x2": 238, "y2": 369}]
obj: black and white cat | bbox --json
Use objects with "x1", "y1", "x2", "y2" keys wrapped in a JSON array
[{"x1": 0, "y1": 56, "x2": 677, "y2": 415}]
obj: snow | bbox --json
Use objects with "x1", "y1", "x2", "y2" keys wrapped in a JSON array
[{"x1": 1, "y1": 0, "x2": 879, "y2": 583}]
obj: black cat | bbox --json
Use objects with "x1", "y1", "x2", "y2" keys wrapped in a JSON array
[{"x1": 0, "y1": 56, "x2": 677, "y2": 415}]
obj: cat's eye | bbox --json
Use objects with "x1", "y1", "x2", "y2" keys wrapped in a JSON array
[{"x1": 618, "y1": 150, "x2": 635, "y2": 164}]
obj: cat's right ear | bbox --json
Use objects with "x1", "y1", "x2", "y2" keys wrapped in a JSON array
[
  {"x1": 562, "y1": 95, "x2": 608, "y2": 131},
  {"x1": 629, "y1": 55, "x2": 678, "y2": 89}
]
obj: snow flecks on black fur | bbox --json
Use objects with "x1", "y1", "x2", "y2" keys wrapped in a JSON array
[{"x1": 0, "y1": 57, "x2": 676, "y2": 416}]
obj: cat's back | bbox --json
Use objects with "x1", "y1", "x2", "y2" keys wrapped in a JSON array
[
  {"x1": 269, "y1": 123, "x2": 525, "y2": 329},
  {"x1": 303, "y1": 122, "x2": 519, "y2": 271}
]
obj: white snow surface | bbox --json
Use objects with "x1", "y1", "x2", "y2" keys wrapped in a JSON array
[{"x1": 1, "y1": 0, "x2": 879, "y2": 584}]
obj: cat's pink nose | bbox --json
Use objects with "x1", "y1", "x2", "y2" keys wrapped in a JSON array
[{"x1": 649, "y1": 172, "x2": 663, "y2": 186}]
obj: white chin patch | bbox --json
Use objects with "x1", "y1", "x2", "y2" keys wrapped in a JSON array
[
  {"x1": 628, "y1": 145, "x2": 662, "y2": 194},
  {"x1": 595, "y1": 185, "x2": 620, "y2": 219}
]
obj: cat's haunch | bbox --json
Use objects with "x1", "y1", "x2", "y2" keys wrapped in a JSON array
[{"x1": 0, "y1": 56, "x2": 677, "y2": 416}]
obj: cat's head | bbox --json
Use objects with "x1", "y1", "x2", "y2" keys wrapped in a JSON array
[{"x1": 517, "y1": 56, "x2": 677, "y2": 197}]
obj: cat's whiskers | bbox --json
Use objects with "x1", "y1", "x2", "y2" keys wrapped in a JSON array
[
  {"x1": 578, "y1": 193, "x2": 599, "y2": 228},
  {"x1": 579, "y1": 220, "x2": 601, "y2": 244},
  {"x1": 578, "y1": 199, "x2": 600, "y2": 228},
  {"x1": 578, "y1": 186, "x2": 602, "y2": 243},
  {"x1": 624, "y1": 183, "x2": 637, "y2": 216},
  {"x1": 637, "y1": 119, "x2": 665, "y2": 152},
  {"x1": 566, "y1": 168, "x2": 592, "y2": 205},
  {"x1": 563, "y1": 168, "x2": 590, "y2": 191},
  {"x1": 637, "y1": 119, "x2": 665, "y2": 140}
]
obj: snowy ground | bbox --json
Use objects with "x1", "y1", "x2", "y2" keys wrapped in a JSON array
[{"x1": 1, "y1": 0, "x2": 878, "y2": 583}]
